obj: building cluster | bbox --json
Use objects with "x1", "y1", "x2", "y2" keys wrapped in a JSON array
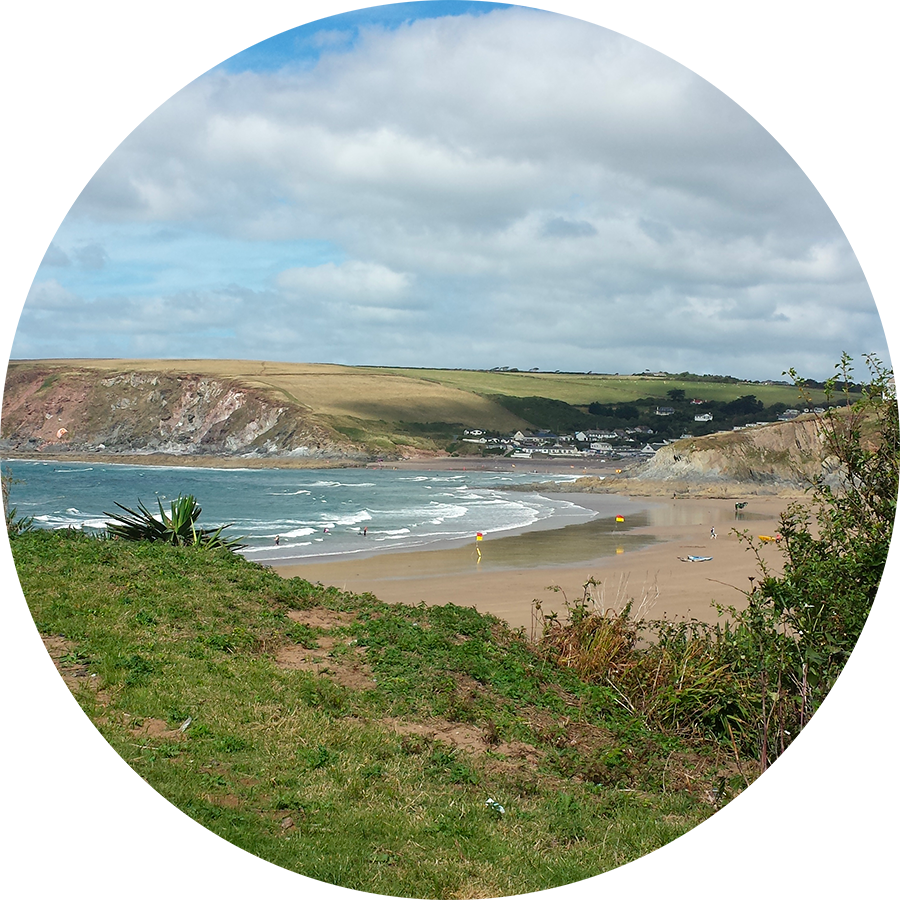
[
  {"x1": 462, "y1": 427, "x2": 666, "y2": 459},
  {"x1": 777, "y1": 407, "x2": 825, "y2": 421},
  {"x1": 461, "y1": 404, "x2": 827, "y2": 460}
]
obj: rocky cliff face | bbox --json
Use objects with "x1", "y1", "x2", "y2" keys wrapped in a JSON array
[
  {"x1": 636, "y1": 417, "x2": 840, "y2": 487},
  {"x1": 1, "y1": 365, "x2": 365, "y2": 461}
]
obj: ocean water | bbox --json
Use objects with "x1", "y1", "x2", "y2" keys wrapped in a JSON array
[{"x1": 3, "y1": 460, "x2": 598, "y2": 562}]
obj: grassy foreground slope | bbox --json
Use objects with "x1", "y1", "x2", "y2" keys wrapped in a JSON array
[{"x1": 14, "y1": 530, "x2": 734, "y2": 898}]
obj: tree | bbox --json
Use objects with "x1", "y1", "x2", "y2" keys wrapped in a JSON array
[{"x1": 722, "y1": 394, "x2": 762, "y2": 416}]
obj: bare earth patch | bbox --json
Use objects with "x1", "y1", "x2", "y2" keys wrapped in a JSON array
[
  {"x1": 286, "y1": 608, "x2": 357, "y2": 629},
  {"x1": 276, "y1": 637, "x2": 376, "y2": 692},
  {"x1": 384, "y1": 717, "x2": 543, "y2": 765},
  {"x1": 126, "y1": 715, "x2": 186, "y2": 740}
]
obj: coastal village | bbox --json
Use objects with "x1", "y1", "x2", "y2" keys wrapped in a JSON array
[{"x1": 459, "y1": 403, "x2": 823, "y2": 461}]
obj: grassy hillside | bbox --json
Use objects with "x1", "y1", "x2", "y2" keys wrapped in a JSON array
[
  {"x1": 4, "y1": 359, "x2": 824, "y2": 459},
  {"x1": 14, "y1": 530, "x2": 738, "y2": 896},
  {"x1": 372, "y1": 366, "x2": 822, "y2": 408}
]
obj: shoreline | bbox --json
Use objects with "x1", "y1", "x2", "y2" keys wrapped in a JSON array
[
  {"x1": 6, "y1": 451, "x2": 798, "y2": 630},
  {"x1": 1, "y1": 450, "x2": 630, "y2": 475},
  {"x1": 248, "y1": 489, "x2": 657, "y2": 567},
  {"x1": 274, "y1": 491, "x2": 793, "y2": 633}
]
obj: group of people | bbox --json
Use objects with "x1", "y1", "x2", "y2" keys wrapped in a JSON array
[{"x1": 273, "y1": 526, "x2": 368, "y2": 546}]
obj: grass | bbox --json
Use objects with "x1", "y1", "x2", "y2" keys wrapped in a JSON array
[
  {"x1": 12, "y1": 529, "x2": 742, "y2": 898},
  {"x1": 370, "y1": 366, "x2": 825, "y2": 408}
]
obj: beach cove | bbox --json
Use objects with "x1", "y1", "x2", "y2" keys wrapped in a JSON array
[
  {"x1": 275, "y1": 459, "x2": 796, "y2": 632},
  {"x1": 4, "y1": 453, "x2": 796, "y2": 631}
]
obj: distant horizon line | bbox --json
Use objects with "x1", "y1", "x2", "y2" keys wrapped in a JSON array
[{"x1": 6, "y1": 356, "x2": 798, "y2": 384}]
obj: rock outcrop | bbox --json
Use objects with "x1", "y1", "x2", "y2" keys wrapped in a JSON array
[
  {"x1": 1, "y1": 364, "x2": 366, "y2": 461},
  {"x1": 636, "y1": 417, "x2": 840, "y2": 488}
]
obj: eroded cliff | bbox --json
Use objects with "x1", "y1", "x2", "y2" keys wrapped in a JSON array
[
  {"x1": 1, "y1": 364, "x2": 365, "y2": 461},
  {"x1": 636, "y1": 417, "x2": 839, "y2": 487}
]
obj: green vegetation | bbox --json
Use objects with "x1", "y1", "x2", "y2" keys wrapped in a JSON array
[
  {"x1": 2, "y1": 466, "x2": 34, "y2": 536},
  {"x1": 536, "y1": 355, "x2": 897, "y2": 771},
  {"x1": 372, "y1": 366, "x2": 823, "y2": 409},
  {"x1": 14, "y1": 532, "x2": 734, "y2": 896},
  {"x1": 105, "y1": 494, "x2": 245, "y2": 550},
  {"x1": 371, "y1": 368, "x2": 828, "y2": 446},
  {"x1": 494, "y1": 389, "x2": 806, "y2": 440}
]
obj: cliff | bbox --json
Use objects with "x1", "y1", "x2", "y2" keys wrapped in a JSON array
[
  {"x1": 1, "y1": 363, "x2": 366, "y2": 462},
  {"x1": 634, "y1": 417, "x2": 839, "y2": 488}
]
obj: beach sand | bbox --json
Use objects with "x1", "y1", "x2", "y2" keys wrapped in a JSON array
[{"x1": 274, "y1": 492, "x2": 794, "y2": 634}]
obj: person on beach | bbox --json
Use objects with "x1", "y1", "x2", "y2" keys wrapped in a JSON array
[{"x1": 710, "y1": 527, "x2": 717, "y2": 540}]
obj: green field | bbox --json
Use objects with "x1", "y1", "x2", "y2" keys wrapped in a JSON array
[{"x1": 370, "y1": 366, "x2": 820, "y2": 408}]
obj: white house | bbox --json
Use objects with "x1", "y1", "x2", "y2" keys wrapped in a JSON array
[{"x1": 546, "y1": 444, "x2": 581, "y2": 456}]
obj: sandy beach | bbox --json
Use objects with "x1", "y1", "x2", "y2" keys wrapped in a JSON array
[{"x1": 274, "y1": 488, "x2": 795, "y2": 634}]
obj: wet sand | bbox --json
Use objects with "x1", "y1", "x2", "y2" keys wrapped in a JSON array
[{"x1": 274, "y1": 493, "x2": 794, "y2": 634}]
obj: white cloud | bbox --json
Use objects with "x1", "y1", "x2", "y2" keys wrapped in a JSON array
[
  {"x1": 14, "y1": 5, "x2": 886, "y2": 380},
  {"x1": 276, "y1": 259, "x2": 412, "y2": 302}
]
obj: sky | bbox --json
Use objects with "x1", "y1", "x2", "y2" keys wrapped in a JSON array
[{"x1": 13, "y1": 0, "x2": 888, "y2": 381}]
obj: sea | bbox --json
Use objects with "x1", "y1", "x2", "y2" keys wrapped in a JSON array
[{"x1": 3, "y1": 459, "x2": 602, "y2": 563}]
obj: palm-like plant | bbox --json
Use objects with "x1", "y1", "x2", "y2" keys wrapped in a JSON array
[{"x1": 104, "y1": 494, "x2": 244, "y2": 550}]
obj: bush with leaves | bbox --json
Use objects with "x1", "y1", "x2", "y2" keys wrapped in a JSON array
[
  {"x1": 537, "y1": 355, "x2": 897, "y2": 773},
  {"x1": 723, "y1": 353, "x2": 897, "y2": 768}
]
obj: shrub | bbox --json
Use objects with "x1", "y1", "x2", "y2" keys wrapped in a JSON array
[{"x1": 104, "y1": 494, "x2": 244, "y2": 551}]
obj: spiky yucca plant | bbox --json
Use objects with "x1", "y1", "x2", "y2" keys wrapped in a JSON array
[{"x1": 104, "y1": 494, "x2": 244, "y2": 550}]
